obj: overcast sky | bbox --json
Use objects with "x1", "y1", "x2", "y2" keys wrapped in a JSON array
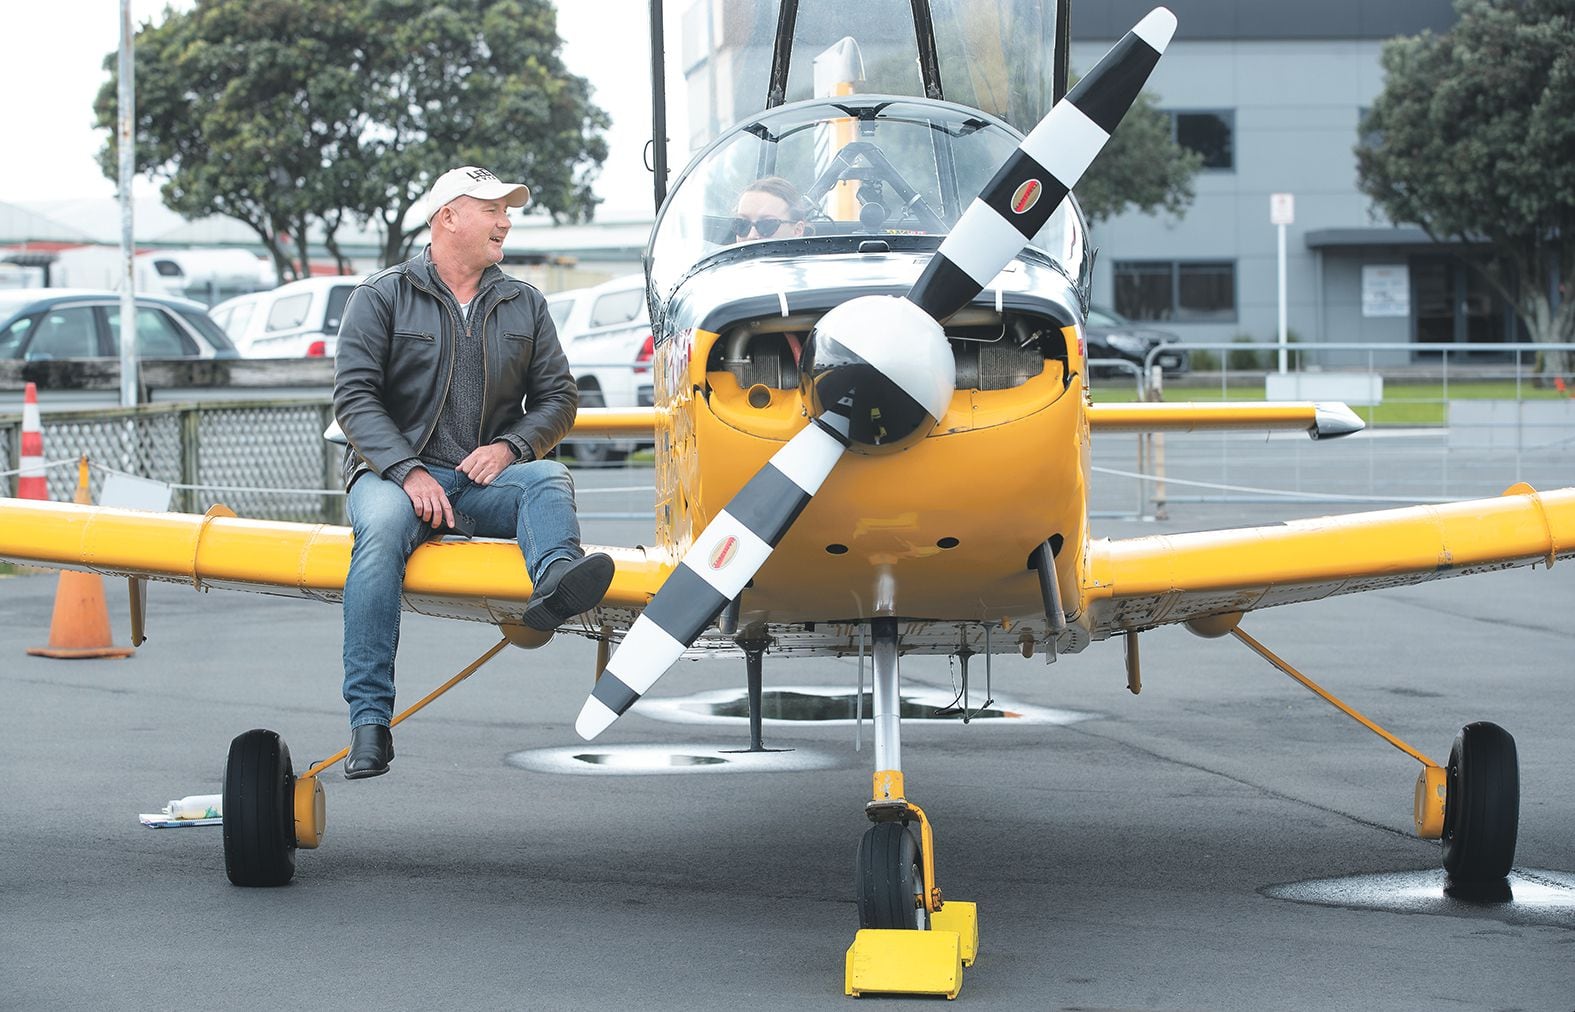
[{"x1": 0, "y1": 0, "x2": 672, "y2": 220}]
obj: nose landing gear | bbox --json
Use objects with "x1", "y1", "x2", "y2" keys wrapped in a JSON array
[{"x1": 843, "y1": 619, "x2": 978, "y2": 1000}]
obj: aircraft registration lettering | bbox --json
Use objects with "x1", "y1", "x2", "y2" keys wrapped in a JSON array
[
  {"x1": 1011, "y1": 179, "x2": 1043, "y2": 214},
  {"x1": 709, "y1": 535, "x2": 739, "y2": 571}
]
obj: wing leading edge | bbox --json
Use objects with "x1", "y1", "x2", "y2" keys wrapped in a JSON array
[
  {"x1": 1082, "y1": 484, "x2": 1575, "y2": 637},
  {"x1": 0, "y1": 498, "x2": 669, "y2": 626}
]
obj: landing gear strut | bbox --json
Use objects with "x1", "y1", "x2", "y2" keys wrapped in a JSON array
[
  {"x1": 1209, "y1": 619, "x2": 1520, "y2": 883},
  {"x1": 844, "y1": 618, "x2": 977, "y2": 999}
]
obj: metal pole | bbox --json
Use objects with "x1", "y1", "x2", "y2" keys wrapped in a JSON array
[
  {"x1": 648, "y1": 0, "x2": 669, "y2": 213},
  {"x1": 1277, "y1": 220, "x2": 1288, "y2": 374},
  {"x1": 118, "y1": 0, "x2": 138, "y2": 409}
]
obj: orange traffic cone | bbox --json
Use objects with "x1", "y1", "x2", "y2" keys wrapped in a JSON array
[
  {"x1": 17, "y1": 381, "x2": 46, "y2": 500},
  {"x1": 27, "y1": 457, "x2": 135, "y2": 660}
]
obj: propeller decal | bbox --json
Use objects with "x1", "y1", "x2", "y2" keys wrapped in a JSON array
[
  {"x1": 909, "y1": 7, "x2": 1176, "y2": 322},
  {"x1": 576, "y1": 419, "x2": 849, "y2": 739}
]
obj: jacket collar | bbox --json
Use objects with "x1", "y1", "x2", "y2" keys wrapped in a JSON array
[{"x1": 405, "y1": 245, "x2": 510, "y2": 300}]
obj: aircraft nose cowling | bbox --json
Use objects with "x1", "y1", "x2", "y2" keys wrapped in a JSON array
[{"x1": 799, "y1": 295, "x2": 956, "y2": 455}]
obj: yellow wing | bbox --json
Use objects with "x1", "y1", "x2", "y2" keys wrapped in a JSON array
[
  {"x1": 569, "y1": 406, "x2": 658, "y2": 439},
  {"x1": 0, "y1": 498, "x2": 670, "y2": 629},
  {"x1": 1081, "y1": 484, "x2": 1575, "y2": 637}
]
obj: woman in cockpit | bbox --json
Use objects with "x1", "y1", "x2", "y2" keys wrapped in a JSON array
[{"x1": 729, "y1": 176, "x2": 811, "y2": 242}]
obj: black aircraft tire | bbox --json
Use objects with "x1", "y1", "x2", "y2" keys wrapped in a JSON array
[
  {"x1": 855, "y1": 822, "x2": 927, "y2": 930},
  {"x1": 1441, "y1": 721, "x2": 1519, "y2": 883},
  {"x1": 223, "y1": 728, "x2": 297, "y2": 887}
]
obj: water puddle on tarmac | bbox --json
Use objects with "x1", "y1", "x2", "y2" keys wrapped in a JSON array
[
  {"x1": 1264, "y1": 868, "x2": 1575, "y2": 927},
  {"x1": 636, "y1": 684, "x2": 1094, "y2": 729},
  {"x1": 505, "y1": 743, "x2": 841, "y2": 776}
]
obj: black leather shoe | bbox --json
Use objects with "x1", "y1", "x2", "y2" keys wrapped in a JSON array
[
  {"x1": 521, "y1": 553, "x2": 616, "y2": 631},
  {"x1": 344, "y1": 724, "x2": 393, "y2": 780}
]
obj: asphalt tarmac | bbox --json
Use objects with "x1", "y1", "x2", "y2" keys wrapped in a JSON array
[{"x1": 2, "y1": 466, "x2": 1573, "y2": 1010}]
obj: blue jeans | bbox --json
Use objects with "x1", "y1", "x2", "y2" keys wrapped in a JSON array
[{"x1": 341, "y1": 459, "x2": 583, "y2": 729}]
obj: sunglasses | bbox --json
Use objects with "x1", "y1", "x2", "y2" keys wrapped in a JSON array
[{"x1": 730, "y1": 215, "x2": 790, "y2": 238}]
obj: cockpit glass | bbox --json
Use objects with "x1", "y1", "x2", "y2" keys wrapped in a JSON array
[
  {"x1": 647, "y1": 96, "x2": 1086, "y2": 307},
  {"x1": 677, "y1": 0, "x2": 1060, "y2": 149}
]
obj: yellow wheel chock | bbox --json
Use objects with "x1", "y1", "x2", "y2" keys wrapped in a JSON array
[
  {"x1": 845, "y1": 778, "x2": 979, "y2": 998},
  {"x1": 845, "y1": 927, "x2": 963, "y2": 1000}
]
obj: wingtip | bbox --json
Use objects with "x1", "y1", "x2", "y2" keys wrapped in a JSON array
[
  {"x1": 1311, "y1": 402, "x2": 1366, "y2": 440},
  {"x1": 1134, "y1": 7, "x2": 1178, "y2": 53}
]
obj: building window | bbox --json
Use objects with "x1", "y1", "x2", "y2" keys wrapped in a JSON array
[
  {"x1": 1168, "y1": 110, "x2": 1234, "y2": 170},
  {"x1": 1114, "y1": 261, "x2": 1237, "y2": 322}
]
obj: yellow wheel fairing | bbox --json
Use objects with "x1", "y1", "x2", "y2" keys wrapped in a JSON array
[{"x1": 293, "y1": 774, "x2": 325, "y2": 849}]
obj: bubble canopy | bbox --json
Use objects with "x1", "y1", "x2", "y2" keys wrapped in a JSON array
[{"x1": 646, "y1": 95, "x2": 1088, "y2": 311}]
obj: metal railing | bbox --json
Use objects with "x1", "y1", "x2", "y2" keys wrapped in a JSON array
[
  {"x1": 5, "y1": 342, "x2": 1571, "y2": 525},
  {"x1": 2, "y1": 398, "x2": 343, "y2": 522},
  {"x1": 1084, "y1": 341, "x2": 1575, "y2": 520}
]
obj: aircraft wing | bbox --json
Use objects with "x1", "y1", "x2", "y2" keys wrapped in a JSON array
[
  {"x1": 1086, "y1": 401, "x2": 1363, "y2": 438},
  {"x1": 569, "y1": 407, "x2": 658, "y2": 439},
  {"x1": 1081, "y1": 484, "x2": 1575, "y2": 637},
  {"x1": 0, "y1": 498, "x2": 669, "y2": 630}
]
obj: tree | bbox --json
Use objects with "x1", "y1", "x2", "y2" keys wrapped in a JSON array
[
  {"x1": 1357, "y1": 0, "x2": 1575, "y2": 367},
  {"x1": 1076, "y1": 89, "x2": 1202, "y2": 225},
  {"x1": 95, "y1": 0, "x2": 609, "y2": 275}
]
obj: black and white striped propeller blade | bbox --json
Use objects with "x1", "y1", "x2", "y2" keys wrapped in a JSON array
[
  {"x1": 575, "y1": 419, "x2": 850, "y2": 740},
  {"x1": 909, "y1": 7, "x2": 1177, "y2": 322}
]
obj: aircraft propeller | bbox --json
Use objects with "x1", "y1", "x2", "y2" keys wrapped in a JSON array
[{"x1": 575, "y1": 6, "x2": 1177, "y2": 741}]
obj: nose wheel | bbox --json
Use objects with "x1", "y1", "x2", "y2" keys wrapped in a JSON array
[{"x1": 856, "y1": 822, "x2": 928, "y2": 930}]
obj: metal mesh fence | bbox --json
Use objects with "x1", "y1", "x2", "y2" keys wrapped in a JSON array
[{"x1": 2, "y1": 399, "x2": 342, "y2": 523}]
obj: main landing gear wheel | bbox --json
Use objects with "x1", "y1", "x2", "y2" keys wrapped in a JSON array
[
  {"x1": 1441, "y1": 721, "x2": 1519, "y2": 883},
  {"x1": 223, "y1": 728, "x2": 297, "y2": 887},
  {"x1": 856, "y1": 822, "x2": 927, "y2": 930}
]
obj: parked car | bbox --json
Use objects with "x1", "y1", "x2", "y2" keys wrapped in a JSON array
[
  {"x1": 210, "y1": 274, "x2": 366, "y2": 358},
  {"x1": 1084, "y1": 305, "x2": 1189, "y2": 379},
  {"x1": 0, "y1": 289, "x2": 238, "y2": 360},
  {"x1": 545, "y1": 273, "x2": 653, "y2": 465}
]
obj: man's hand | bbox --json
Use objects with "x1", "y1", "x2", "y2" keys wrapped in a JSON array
[
  {"x1": 402, "y1": 468, "x2": 453, "y2": 529},
  {"x1": 456, "y1": 442, "x2": 519, "y2": 486}
]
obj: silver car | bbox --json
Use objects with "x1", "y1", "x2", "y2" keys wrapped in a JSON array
[{"x1": 0, "y1": 289, "x2": 238, "y2": 360}]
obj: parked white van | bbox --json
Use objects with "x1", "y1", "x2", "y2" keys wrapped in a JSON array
[
  {"x1": 545, "y1": 273, "x2": 652, "y2": 465},
  {"x1": 211, "y1": 274, "x2": 366, "y2": 358}
]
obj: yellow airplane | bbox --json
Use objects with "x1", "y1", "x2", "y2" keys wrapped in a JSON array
[{"x1": 2, "y1": 1, "x2": 1571, "y2": 998}]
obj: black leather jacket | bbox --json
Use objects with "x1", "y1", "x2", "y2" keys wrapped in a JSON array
[{"x1": 333, "y1": 248, "x2": 577, "y2": 489}]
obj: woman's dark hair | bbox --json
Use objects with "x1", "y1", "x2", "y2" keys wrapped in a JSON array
[{"x1": 742, "y1": 176, "x2": 810, "y2": 221}]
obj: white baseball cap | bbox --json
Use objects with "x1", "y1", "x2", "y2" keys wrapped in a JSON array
[{"x1": 421, "y1": 166, "x2": 531, "y2": 223}]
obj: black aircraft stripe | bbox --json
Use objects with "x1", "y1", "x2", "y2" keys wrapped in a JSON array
[
  {"x1": 909, "y1": 254, "x2": 984, "y2": 323},
  {"x1": 591, "y1": 670, "x2": 641, "y2": 716},
  {"x1": 639, "y1": 561, "x2": 730, "y2": 646},
  {"x1": 977, "y1": 149, "x2": 1070, "y2": 241},
  {"x1": 1065, "y1": 32, "x2": 1162, "y2": 135},
  {"x1": 725, "y1": 464, "x2": 813, "y2": 546}
]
